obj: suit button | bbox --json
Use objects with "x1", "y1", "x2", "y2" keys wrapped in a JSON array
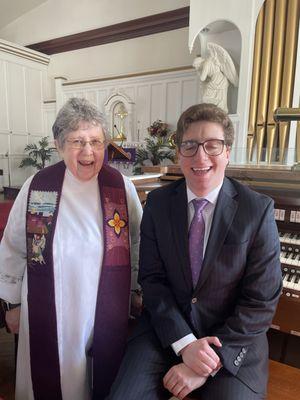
[
  {"x1": 191, "y1": 297, "x2": 198, "y2": 304},
  {"x1": 239, "y1": 352, "x2": 244, "y2": 358},
  {"x1": 237, "y1": 356, "x2": 241, "y2": 362},
  {"x1": 242, "y1": 347, "x2": 247, "y2": 354},
  {"x1": 234, "y1": 360, "x2": 239, "y2": 366}
]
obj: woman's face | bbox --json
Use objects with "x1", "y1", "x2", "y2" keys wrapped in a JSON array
[{"x1": 56, "y1": 121, "x2": 106, "y2": 181}]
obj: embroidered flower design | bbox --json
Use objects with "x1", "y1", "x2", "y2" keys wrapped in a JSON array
[{"x1": 107, "y1": 210, "x2": 126, "y2": 237}]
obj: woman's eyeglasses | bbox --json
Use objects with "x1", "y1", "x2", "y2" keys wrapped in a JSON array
[
  {"x1": 66, "y1": 139, "x2": 106, "y2": 150},
  {"x1": 179, "y1": 139, "x2": 225, "y2": 157}
]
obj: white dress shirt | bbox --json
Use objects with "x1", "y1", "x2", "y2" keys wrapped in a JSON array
[{"x1": 171, "y1": 183, "x2": 223, "y2": 356}]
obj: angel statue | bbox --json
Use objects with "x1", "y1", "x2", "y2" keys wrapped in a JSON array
[{"x1": 193, "y1": 42, "x2": 239, "y2": 112}]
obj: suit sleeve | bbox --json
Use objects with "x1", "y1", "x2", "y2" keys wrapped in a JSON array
[
  {"x1": 212, "y1": 198, "x2": 282, "y2": 376},
  {"x1": 138, "y1": 197, "x2": 193, "y2": 348}
]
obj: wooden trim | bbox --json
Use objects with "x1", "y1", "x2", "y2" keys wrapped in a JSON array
[
  {"x1": 107, "y1": 141, "x2": 131, "y2": 161},
  {"x1": 62, "y1": 66, "x2": 194, "y2": 86},
  {"x1": 27, "y1": 7, "x2": 189, "y2": 55},
  {"x1": 0, "y1": 38, "x2": 50, "y2": 65}
]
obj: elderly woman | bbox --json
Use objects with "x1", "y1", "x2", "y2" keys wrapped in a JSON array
[{"x1": 0, "y1": 98, "x2": 142, "y2": 400}]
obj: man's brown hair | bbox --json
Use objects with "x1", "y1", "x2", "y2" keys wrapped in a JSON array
[{"x1": 176, "y1": 103, "x2": 234, "y2": 147}]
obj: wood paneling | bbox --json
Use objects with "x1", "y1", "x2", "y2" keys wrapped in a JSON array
[
  {"x1": 150, "y1": 83, "x2": 165, "y2": 122},
  {"x1": 25, "y1": 68, "x2": 44, "y2": 136},
  {"x1": 0, "y1": 60, "x2": 9, "y2": 133},
  {"x1": 27, "y1": 7, "x2": 190, "y2": 55},
  {"x1": 61, "y1": 69, "x2": 198, "y2": 143},
  {"x1": 7, "y1": 63, "x2": 27, "y2": 135}
]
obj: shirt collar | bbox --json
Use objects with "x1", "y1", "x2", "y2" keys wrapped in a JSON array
[{"x1": 186, "y1": 182, "x2": 223, "y2": 206}]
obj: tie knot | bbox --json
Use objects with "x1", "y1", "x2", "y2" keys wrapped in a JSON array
[{"x1": 192, "y1": 198, "x2": 208, "y2": 214}]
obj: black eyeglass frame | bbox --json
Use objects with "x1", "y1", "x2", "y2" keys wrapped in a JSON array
[{"x1": 178, "y1": 139, "x2": 225, "y2": 157}]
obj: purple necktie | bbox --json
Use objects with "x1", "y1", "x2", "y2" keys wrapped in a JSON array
[{"x1": 189, "y1": 199, "x2": 208, "y2": 287}]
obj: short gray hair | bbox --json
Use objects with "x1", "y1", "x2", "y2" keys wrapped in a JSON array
[{"x1": 52, "y1": 97, "x2": 108, "y2": 148}]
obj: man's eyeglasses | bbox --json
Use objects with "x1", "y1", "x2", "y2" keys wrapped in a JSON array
[
  {"x1": 66, "y1": 138, "x2": 106, "y2": 150},
  {"x1": 179, "y1": 139, "x2": 225, "y2": 157}
]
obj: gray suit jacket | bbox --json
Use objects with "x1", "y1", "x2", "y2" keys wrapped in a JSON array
[{"x1": 138, "y1": 177, "x2": 282, "y2": 393}]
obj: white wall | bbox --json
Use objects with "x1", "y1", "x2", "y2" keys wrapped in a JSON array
[
  {"x1": 0, "y1": 0, "x2": 189, "y2": 45},
  {"x1": 0, "y1": 1, "x2": 196, "y2": 100},
  {"x1": 0, "y1": 1, "x2": 201, "y2": 187},
  {"x1": 46, "y1": 28, "x2": 197, "y2": 98}
]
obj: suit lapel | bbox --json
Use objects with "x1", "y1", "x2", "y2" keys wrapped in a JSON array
[
  {"x1": 195, "y1": 177, "x2": 238, "y2": 292},
  {"x1": 170, "y1": 180, "x2": 193, "y2": 293}
]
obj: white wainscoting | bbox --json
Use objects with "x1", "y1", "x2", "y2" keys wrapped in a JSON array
[
  {"x1": 0, "y1": 39, "x2": 50, "y2": 188},
  {"x1": 59, "y1": 68, "x2": 241, "y2": 164},
  {"x1": 60, "y1": 69, "x2": 199, "y2": 142},
  {"x1": 1, "y1": 67, "x2": 243, "y2": 189}
]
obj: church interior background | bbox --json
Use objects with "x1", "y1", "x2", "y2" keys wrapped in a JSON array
[
  {"x1": 0, "y1": 0, "x2": 300, "y2": 399},
  {"x1": 0, "y1": 0, "x2": 299, "y2": 188}
]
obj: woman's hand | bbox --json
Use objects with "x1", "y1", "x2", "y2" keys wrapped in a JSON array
[{"x1": 5, "y1": 306, "x2": 21, "y2": 334}]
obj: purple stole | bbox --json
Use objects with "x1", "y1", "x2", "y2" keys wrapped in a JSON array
[{"x1": 26, "y1": 161, "x2": 131, "y2": 399}]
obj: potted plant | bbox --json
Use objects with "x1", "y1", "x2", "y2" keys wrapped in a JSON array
[
  {"x1": 133, "y1": 120, "x2": 176, "y2": 174},
  {"x1": 19, "y1": 137, "x2": 56, "y2": 170}
]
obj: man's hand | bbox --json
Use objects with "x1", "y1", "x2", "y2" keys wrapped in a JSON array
[
  {"x1": 5, "y1": 306, "x2": 21, "y2": 334},
  {"x1": 163, "y1": 363, "x2": 207, "y2": 400},
  {"x1": 181, "y1": 336, "x2": 222, "y2": 376}
]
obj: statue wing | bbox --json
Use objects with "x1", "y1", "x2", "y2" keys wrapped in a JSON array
[{"x1": 207, "y1": 42, "x2": 239, "y2": 86}]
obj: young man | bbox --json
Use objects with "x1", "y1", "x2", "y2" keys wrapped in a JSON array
[{"x1": 108, "y1": 104, "x2": 282, "y2": 400}]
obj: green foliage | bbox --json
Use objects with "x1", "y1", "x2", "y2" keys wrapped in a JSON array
[
  {"x1": 133, "y1": 136, "x2": 175, "y2": 175},
  {"x1": 19, "y1": 137, "x2": 56, "y2": 170},
  {"x1": 133, "y1": 120, "x2": 176, "y2": 174}
]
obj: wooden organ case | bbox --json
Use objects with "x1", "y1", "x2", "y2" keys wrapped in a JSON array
[
  {"x1": 211, "y1": 166, "x2": 300, "y2": 366},
  {"x1": 254, "y1": 187, "x2": 300, "y2": 336}
]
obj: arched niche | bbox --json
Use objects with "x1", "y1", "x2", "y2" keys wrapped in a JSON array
[
  {"x1": 192, "y1": 20, "x2": 241, "y2": 115},
  {"x1": 104, "y1": 92, "x2": 135, "y2": 142}
]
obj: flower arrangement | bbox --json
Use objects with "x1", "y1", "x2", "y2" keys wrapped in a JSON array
[
  {"x1": 147, "y1": 120, "x2": 169, "y2": 138},
  {"x1": 133, "y1": 120, "x2": 176, "y2": 174}
]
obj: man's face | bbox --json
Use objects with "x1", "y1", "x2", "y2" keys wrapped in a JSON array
[{"x1": 178, "y1": 121, "x2": 230, "y2": 197}]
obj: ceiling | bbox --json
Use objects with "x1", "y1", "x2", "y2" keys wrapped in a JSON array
[{"x1": 0, "y1": 0, "x2": 47, "y2": 30}]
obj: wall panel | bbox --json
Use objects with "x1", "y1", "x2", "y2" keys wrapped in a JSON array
[
  {"x1": 7, "y1": 63, "x2": 27, "y2": 134},
  {"x1": 181, "y1": 79, "x2": 197, "y2": 112},
  {"x1": 60, "y1": 69, "x2": 200, "y2": 144},
  {"x1": 166, "y1": 81, "x2": 181, "y2": 130},
  {"x1": 97, "y1": 89, "x2": 109, "y2": 109},
  {"x1": 136, "y1": 85, "x2": 150, "y2": 141},
  {"x1": 86, "y1": 90, "x2": 97, "y2": 105},
  {"x1": 25, "y1": 67, "x2": 44, "y2": 136},
  {"x1": 150, "y1": 83, "x2": 165, "y2": 123},
  {"x1": 0, "y1": 61, "x2": 9, "y2": 132}
]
